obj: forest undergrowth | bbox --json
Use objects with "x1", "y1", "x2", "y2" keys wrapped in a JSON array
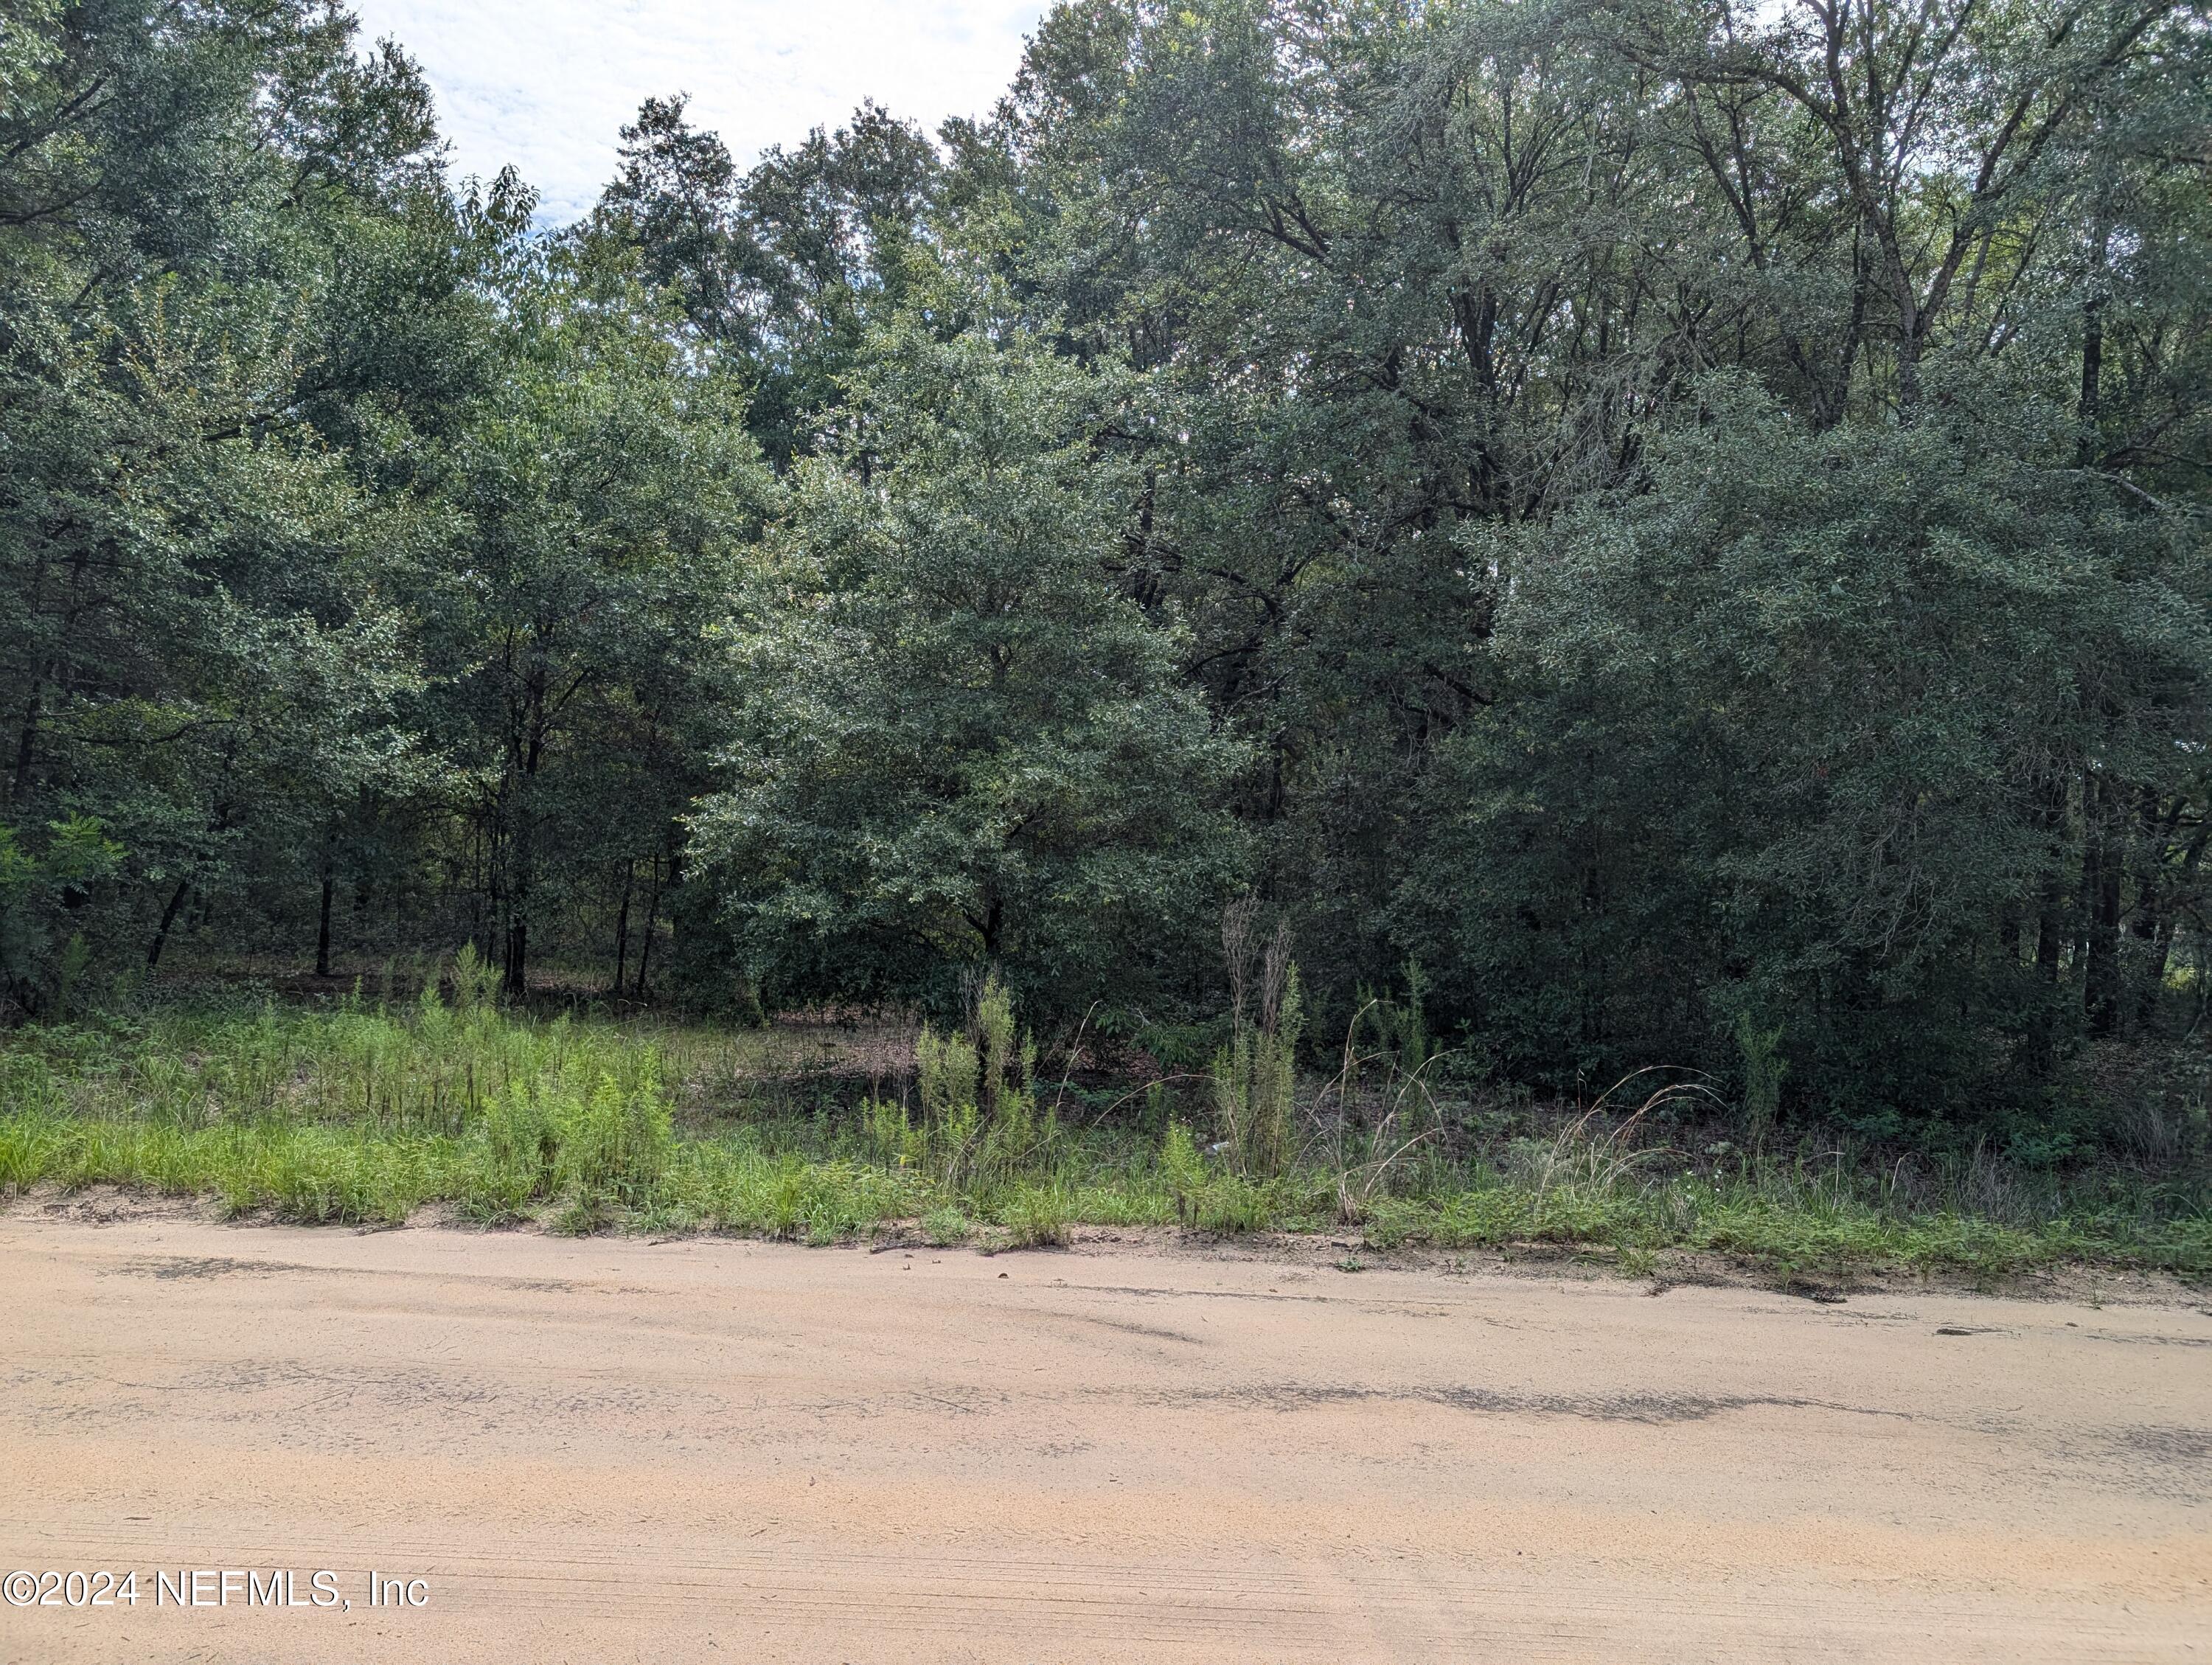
[{"x1": 4, "y1": 963, "x2": 2205, "y2": 1285}]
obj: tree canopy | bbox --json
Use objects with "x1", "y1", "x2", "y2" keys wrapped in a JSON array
[{"x1": 4, "y1": 0, "x2": 2208, "y2": 1139}]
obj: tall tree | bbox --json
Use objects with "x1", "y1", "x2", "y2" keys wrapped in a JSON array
[
  {"x1": 692, "y1": 310, "x2": 1248, "y2": 1016},
  {"x1": 590, "y1": 94, "x2": 943, "y2": 466},
  {"x1": 424, "y1": 251, "x2": 772, "y2": 996},
  {"x1": 0, "y1": 0, "x2": 484, "y2": 1008}
]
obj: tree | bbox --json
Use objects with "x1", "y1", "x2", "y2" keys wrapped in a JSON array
[
  {"x1": 423, "y1": 253, "x2": 772, "y2": 996},
  {"x1": 590, "y1": 94, "x2": 943, "y2": 466},
  {"x1": 1397, "y1": 383, "x2": 2208, "y2": 1116},
  {"x1": 0, "y1": 0, "x2": 476, "y2": 1007},
  {"x1": 938, "y1": 0, "x2": 2210, "y2": 1108},
  {"x1": 692, "y1": 312, "x2": 1248, "y2": 1017}
]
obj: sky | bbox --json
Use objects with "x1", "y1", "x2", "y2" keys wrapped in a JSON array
[{"x1": 347, "y1": 1, "x2": 1049, "y2": 225}]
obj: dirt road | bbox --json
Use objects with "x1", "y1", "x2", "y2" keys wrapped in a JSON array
[{"x1": 1, "y1": 1212, "x2": 2207, "y2": 1664}]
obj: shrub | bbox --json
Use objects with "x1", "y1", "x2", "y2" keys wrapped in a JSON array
[
  {"x1": 915, "y1": 971, "x2": 1054, "y2": 1182},
  {"x1": 1211, "y1": 903, "x2": 1301, "y2": 1178}
]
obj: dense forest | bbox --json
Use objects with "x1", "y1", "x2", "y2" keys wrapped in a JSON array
[{"x1": 4, "y1": 0, "x2": 2208, "y2": 1139}]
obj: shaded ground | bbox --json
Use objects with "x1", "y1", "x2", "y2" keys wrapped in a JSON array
[{"x1": 1, "y1": 1212, "x2": 2208, "y2": 1663}]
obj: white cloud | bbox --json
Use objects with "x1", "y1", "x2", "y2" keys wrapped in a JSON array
[{"x1": 347, "y1": 1, "x2": 1047, "y2": 223}]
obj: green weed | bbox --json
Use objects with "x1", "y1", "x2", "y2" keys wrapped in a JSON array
[{"x1": 0, "y1": 997, "x2": 2205, "y2": 1281}]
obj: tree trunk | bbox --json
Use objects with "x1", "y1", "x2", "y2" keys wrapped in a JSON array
[
  {"x1": 633, "y1": 852, "x2": 662, "y2": 998},
  {"x1": 2083, "y1": 772, "x2": 2124, "y2": 1037},
  {"x1": 612, "y1": 861, "x2": 633, "y2": 997},
  {"x1": 2129, "y1": 790, "x2": 2174, "y2": 1027},
  {"x1": 10, "y1": 549, "x2": 47, "y2": 807},
  {"x1": 501, "y1": 655, "x2": 550, "y2": 1001},
  {"x1": 2078, "y1": 212, "x2": 2110, "y2": 463},
  {"x1": 147, "y1": 879, "x2": 190, "y2": 970},
  {"x1": 501, "y1": 783, "x2": 532, "y2": 997},
  {"x1": 316, "y1": 855, "x2": 335, "y2": 979},
  {"x1": 2027, "y1": 771, "x2": 2072, "y2": 1072}
]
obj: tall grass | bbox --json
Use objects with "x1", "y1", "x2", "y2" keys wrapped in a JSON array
[{"x1": 1, "y1": 988, "x2": 2206, "y2": 1281}]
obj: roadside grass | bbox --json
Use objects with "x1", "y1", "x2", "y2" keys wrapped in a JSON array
[{"x1": 1, "y1": 994, "x2": 2205, "y2": 1282}]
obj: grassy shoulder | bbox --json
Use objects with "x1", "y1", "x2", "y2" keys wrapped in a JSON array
[{"x1": 1, "y1": 993, "x2": 2205, "y2": 1285}]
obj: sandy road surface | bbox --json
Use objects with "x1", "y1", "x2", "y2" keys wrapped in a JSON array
[{"x1": 1, "y1": 1214, "x2": 2208, "y2": 1664}]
